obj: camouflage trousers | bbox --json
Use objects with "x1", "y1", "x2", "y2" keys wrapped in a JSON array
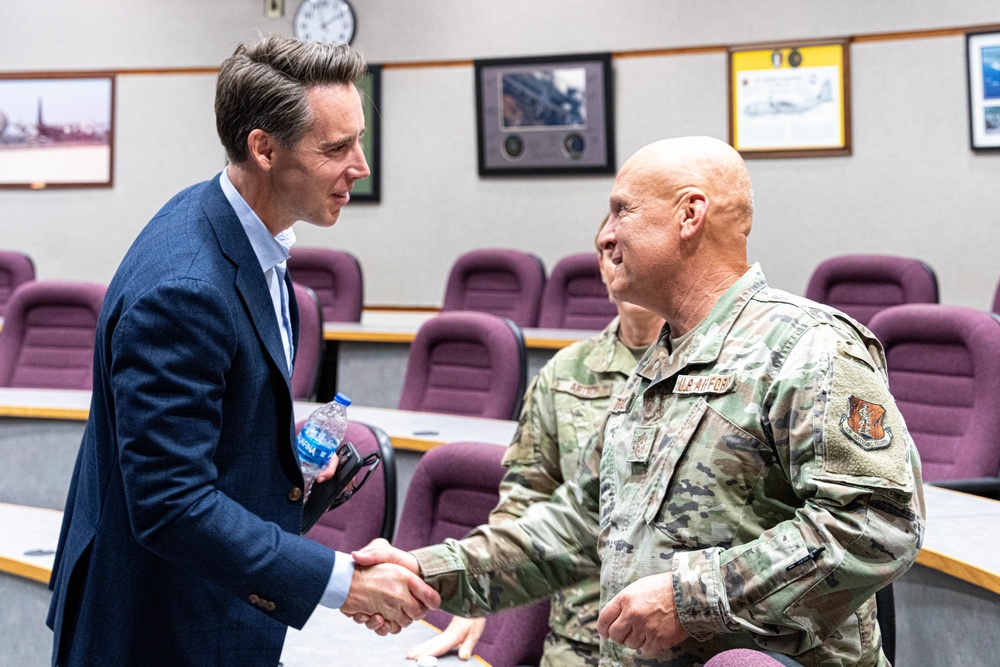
[{"x1": 540, "y1": 632, "x2": 601, "y2": 667}]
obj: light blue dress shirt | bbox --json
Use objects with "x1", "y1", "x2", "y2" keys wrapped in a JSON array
[{"x1": 219, "y1": 169, "x2": 354, "y2": 610}]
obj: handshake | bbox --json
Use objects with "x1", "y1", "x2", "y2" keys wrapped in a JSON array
[{"x1": 340, "y1": 539, "x2": 439, "y2": 636}]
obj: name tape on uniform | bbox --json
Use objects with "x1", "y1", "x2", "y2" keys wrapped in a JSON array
[{"x1": 674, "y1": 374, "x2": 735, "y2": 395}]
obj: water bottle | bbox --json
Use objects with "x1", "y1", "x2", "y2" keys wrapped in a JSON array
[{"x1": 296, "y1": 392, "x2": 352, "y2": 501}]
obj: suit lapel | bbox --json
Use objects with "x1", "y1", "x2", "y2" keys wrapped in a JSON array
[
  {"x1": 287, "y1": 271, "x2": 300, "y2": 366},
  {"x1": 202, "y1": 178, "x2": 292, "y2": 389}
]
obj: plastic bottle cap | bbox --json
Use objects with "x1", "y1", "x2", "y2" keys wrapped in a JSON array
[
  {"x1": 333, "y1": 392, "x2": 353, "y2": 406},
  {"x1": 416, "y1": 656, "x2": 438, "y2": 667}
]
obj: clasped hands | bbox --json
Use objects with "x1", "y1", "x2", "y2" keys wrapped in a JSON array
[
  {"x1": 340, "y1": 538, "x2": 441, "y2": 636},
  {"x1": 344, "y1": 538, "x2": 689, "y2": 660},
  {"x1": 341, "y1": 538, "x2": 439, "y2": 636}
]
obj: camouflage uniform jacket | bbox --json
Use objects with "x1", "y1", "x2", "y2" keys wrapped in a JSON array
[
  {"x1": 413, "y1": 265, "x2": 925, "y2": 667},
  {"x1": 494, "y1": 316, "x2": 639, "y2": 664}
]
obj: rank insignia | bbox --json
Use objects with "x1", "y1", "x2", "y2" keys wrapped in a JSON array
[
  {"x1": 609, "y1": 393, "x2": 635, "y2": 414},
  {"x1": 626, "y1": 425, "x2": 658, "y2": 463},
  {"x1": 839, "y1": 396, "x2": 893, "y2": 450}
]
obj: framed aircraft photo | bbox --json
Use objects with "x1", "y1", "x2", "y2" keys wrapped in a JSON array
[
  {"x1": 729, "y1": 40, "x2": 851, "y2": 158},
  {"x1": 351, "y1": 64, "x2": 381, "y2": 201},
  {"x1": 966, "y1": 29, "x2": 1000, "y2": 151},
  {"x1": 0, "y1": 72, "x2": 115, "y2": 189},
  {"x1": 474, "y1": 52, "x2": 615, "y2": 176}
]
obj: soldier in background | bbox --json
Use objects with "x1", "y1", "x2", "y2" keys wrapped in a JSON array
[
  {"x1": 406, "y1": 222, "x2": 664, "y2": 665},
  {"x1": 356, "y1": 136, "x2": 924, "y2": 666}
]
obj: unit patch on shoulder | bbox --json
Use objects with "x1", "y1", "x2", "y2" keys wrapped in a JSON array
[
  {"x1": 839, "y1": 396, "x2": 893, "y2": 451},
  {"x1": 823, "y1": 354, "x2": 910, "y2": 487}
]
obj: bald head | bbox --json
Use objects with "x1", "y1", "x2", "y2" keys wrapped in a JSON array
[
  {"x1": 599, "y1": 137, "x2": 754, "y2": 329},
  {"x1": 621, "y1": 136, "x2": 754, "y2": 236}
]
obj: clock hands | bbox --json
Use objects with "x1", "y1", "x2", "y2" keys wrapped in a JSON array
[{"x1": 320, "y1": 1, "x2": 346, "y2": 30}]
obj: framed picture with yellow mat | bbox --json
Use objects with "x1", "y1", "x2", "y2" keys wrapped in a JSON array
[{"x1": 729, "y1": 40, "x2": 851, "y2": 158}]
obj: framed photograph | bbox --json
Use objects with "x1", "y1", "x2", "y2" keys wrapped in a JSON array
[
  {"x1": 352, "y1": 64, "x2": 380, "y2": 202},
  {"x1": 729, "y1": 41, "x2": 851, "y2": 158},
  {"x1": 474, "y1": 52, "x2": 615, "y2": 176},
  {"x1": 966, "y1": 30, "x2": 1000, "y2": 151},
  {"x1": 0, "y1": 72, "x2": 115, "y2": 188}
]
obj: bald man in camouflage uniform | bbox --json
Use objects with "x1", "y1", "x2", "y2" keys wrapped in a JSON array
[
  {"x1": 408, "y1": 238, "x2": 664, "y2": 666},
  {"x1": 355, "y1": 137, "x2": 924, "y2": 667}
]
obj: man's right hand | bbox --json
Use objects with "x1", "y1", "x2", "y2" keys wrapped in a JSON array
[
  {"x1": 340, "y1": 561, "x2": 441, "y2": 635},
  {"x1": 407, "y1": 616, "x2": 486, "y2": 661}
]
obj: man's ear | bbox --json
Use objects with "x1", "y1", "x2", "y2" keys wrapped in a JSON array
[
  {"x1": 679, "y1": 191, "x2": 708, "y2": 241},
  {"x1": 246, "y1": 129, "x2": 276, "y2": 172}
]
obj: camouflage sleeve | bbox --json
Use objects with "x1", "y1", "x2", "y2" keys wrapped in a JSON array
[
  {"x1": 491, "y1": 362, "x2": 564, "y2": 525},
  {"x1": 412, "y1": 435, "x2": 603, "y2": 617},
  {"x1": 672, "y1": 325, "x2": 925, "y2": 652}
]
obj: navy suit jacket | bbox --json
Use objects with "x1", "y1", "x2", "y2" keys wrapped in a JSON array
[{"x1": 47, "y1": 177, "x2": 337, "y2": 666}]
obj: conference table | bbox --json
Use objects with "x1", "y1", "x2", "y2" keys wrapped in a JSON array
[
  {"x1": 282, "y1": 605, "x2": 486, "y2": 666},
  {"x1": 0, "y1": 503, "x2": 489, "y2": 666},
  {"x1": 0, "y1": 386, "x2": 512, "y2": 665},
  {"x1": 3, "y1": 486, "x2": 1000, "y2": 666},
  {"x1": 0, "y1": 387, "x2": 517, "y2": 512},
  {"x1": 321, "y1": 310, "x2": 597, "y2": 406}
]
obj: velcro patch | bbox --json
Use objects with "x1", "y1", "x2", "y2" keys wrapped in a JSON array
[
  {"x1": 674, "y1": 374, "x2": 735, "y2": 395},
  {"x1": 823, "y1": 355, "x2": 910, "y2": 487}
]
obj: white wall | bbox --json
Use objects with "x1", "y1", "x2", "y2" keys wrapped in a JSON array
[{"x1": 2, "y1": 1, "x2": 1000, "y2": 307}]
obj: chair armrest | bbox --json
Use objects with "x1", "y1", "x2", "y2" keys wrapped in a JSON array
[{"x1": 929, "y1": 478, "x2": 1000, "y2": 500}]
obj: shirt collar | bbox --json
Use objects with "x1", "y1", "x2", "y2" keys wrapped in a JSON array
[
  {"x1": 585, "y1": 316, "x2": 644, "y2": 376},
  {"x1": 636, "y1": 263, "x2": 768, "y2": 382},
  {"x1": 219, "y1": 168, "x2": 295, "y2": 273}
]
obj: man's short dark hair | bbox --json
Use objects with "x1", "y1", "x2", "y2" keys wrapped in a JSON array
[{"x1": 215, "y1": 34, "x2": 368, "y2": 163}]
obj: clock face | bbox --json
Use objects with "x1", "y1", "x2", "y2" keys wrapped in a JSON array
[{"x1": 294, "y1": 0, "x2": 356, "y2": 45}]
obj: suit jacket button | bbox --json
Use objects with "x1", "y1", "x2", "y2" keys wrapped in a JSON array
[
  {"x1": 266, "y1": 601, "x2": 276, "y2": 612},
  {"x1": 288, "y1": 487, "x2": 302, "y2": 502},
  {"x1": 249, "y1": 594, "x2": 260, "y2": 605}
]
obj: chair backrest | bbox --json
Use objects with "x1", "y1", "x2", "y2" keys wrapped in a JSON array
[
  {"x1": 0, "y1": 250, "x2": 36, "y2": 315},
  {"x1": 867, "y1": 304, "x2": 1000, "y2": 482},
  {"x1": 538, "y1": 252, "x2": 616, "y2": 330},
  {"x1": 303, "y1": 420, "x2": 397, "y2": 550},
  {"x1": 441, "y1": 248, "x2": 546, "y2": 328},
  {"x1": 287, "y1": 247, "x2": 364, "y2": 322},
  {"x1": 704, "y1": 650, "x2": 795, "y2": 666},
  {"x1": 397, "y1": 312, "x2": 526, "y2": 420},
  {"x1": 394, "y1": 441, "x2": 549, "y2": 667},
  {"x1": 291, "y1": 283, "x2": 324, "y2": 401},
  {"x1": 991, "y1": 277, "x2": 1000, "y2": 316},
  {"x1": 0, "y1": 280, "x2": 106, "y2": 389},
  {"x1": 805, "y1": 254, "x2": 938, "y2": 326}
]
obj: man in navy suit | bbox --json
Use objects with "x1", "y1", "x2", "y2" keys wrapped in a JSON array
[{"x1": 47, "y1": 35, "x2": 439, "y2": 666}]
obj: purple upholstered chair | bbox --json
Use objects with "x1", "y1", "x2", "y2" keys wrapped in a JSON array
[
  {"x1": 441, "y1": 248, "x2": 546, "y2": 328},
  {"x1": 291, "y1": 282, "x2": 324, "y2": 401},
  {"x1": 287, "y1": 247, "x2": 364, "y2": 322},
  {"x1": 302, "y1": 420, "x2": 396, "y2": 549},
  {"x1": 704, "y1": 649, "x2": 803, "y2": 666},
  {"x1": 397, "y1": 312, "x2": 526, "y2": 420},
  {"x1": 868, "y1": 304, "x2": 1000, "y2": 497},
  {"x1": 991, "y1": 277, "x2": 1000, "y2": 316},
  {"x1": 0, "y1": 280, "x2": 106, "y2": 389},
  {"x1": 0, "y1": 250, "x2": 36, "y2": 316},
  {"x1": 395, "y1": 441, "x2": 550, "y2": 667},
  {"x1": 805, "y1": 254, "x2": 938, "y2": 326},
  {"x1": 538, "y1": 252, "x2": 617, "y2": 330}
]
